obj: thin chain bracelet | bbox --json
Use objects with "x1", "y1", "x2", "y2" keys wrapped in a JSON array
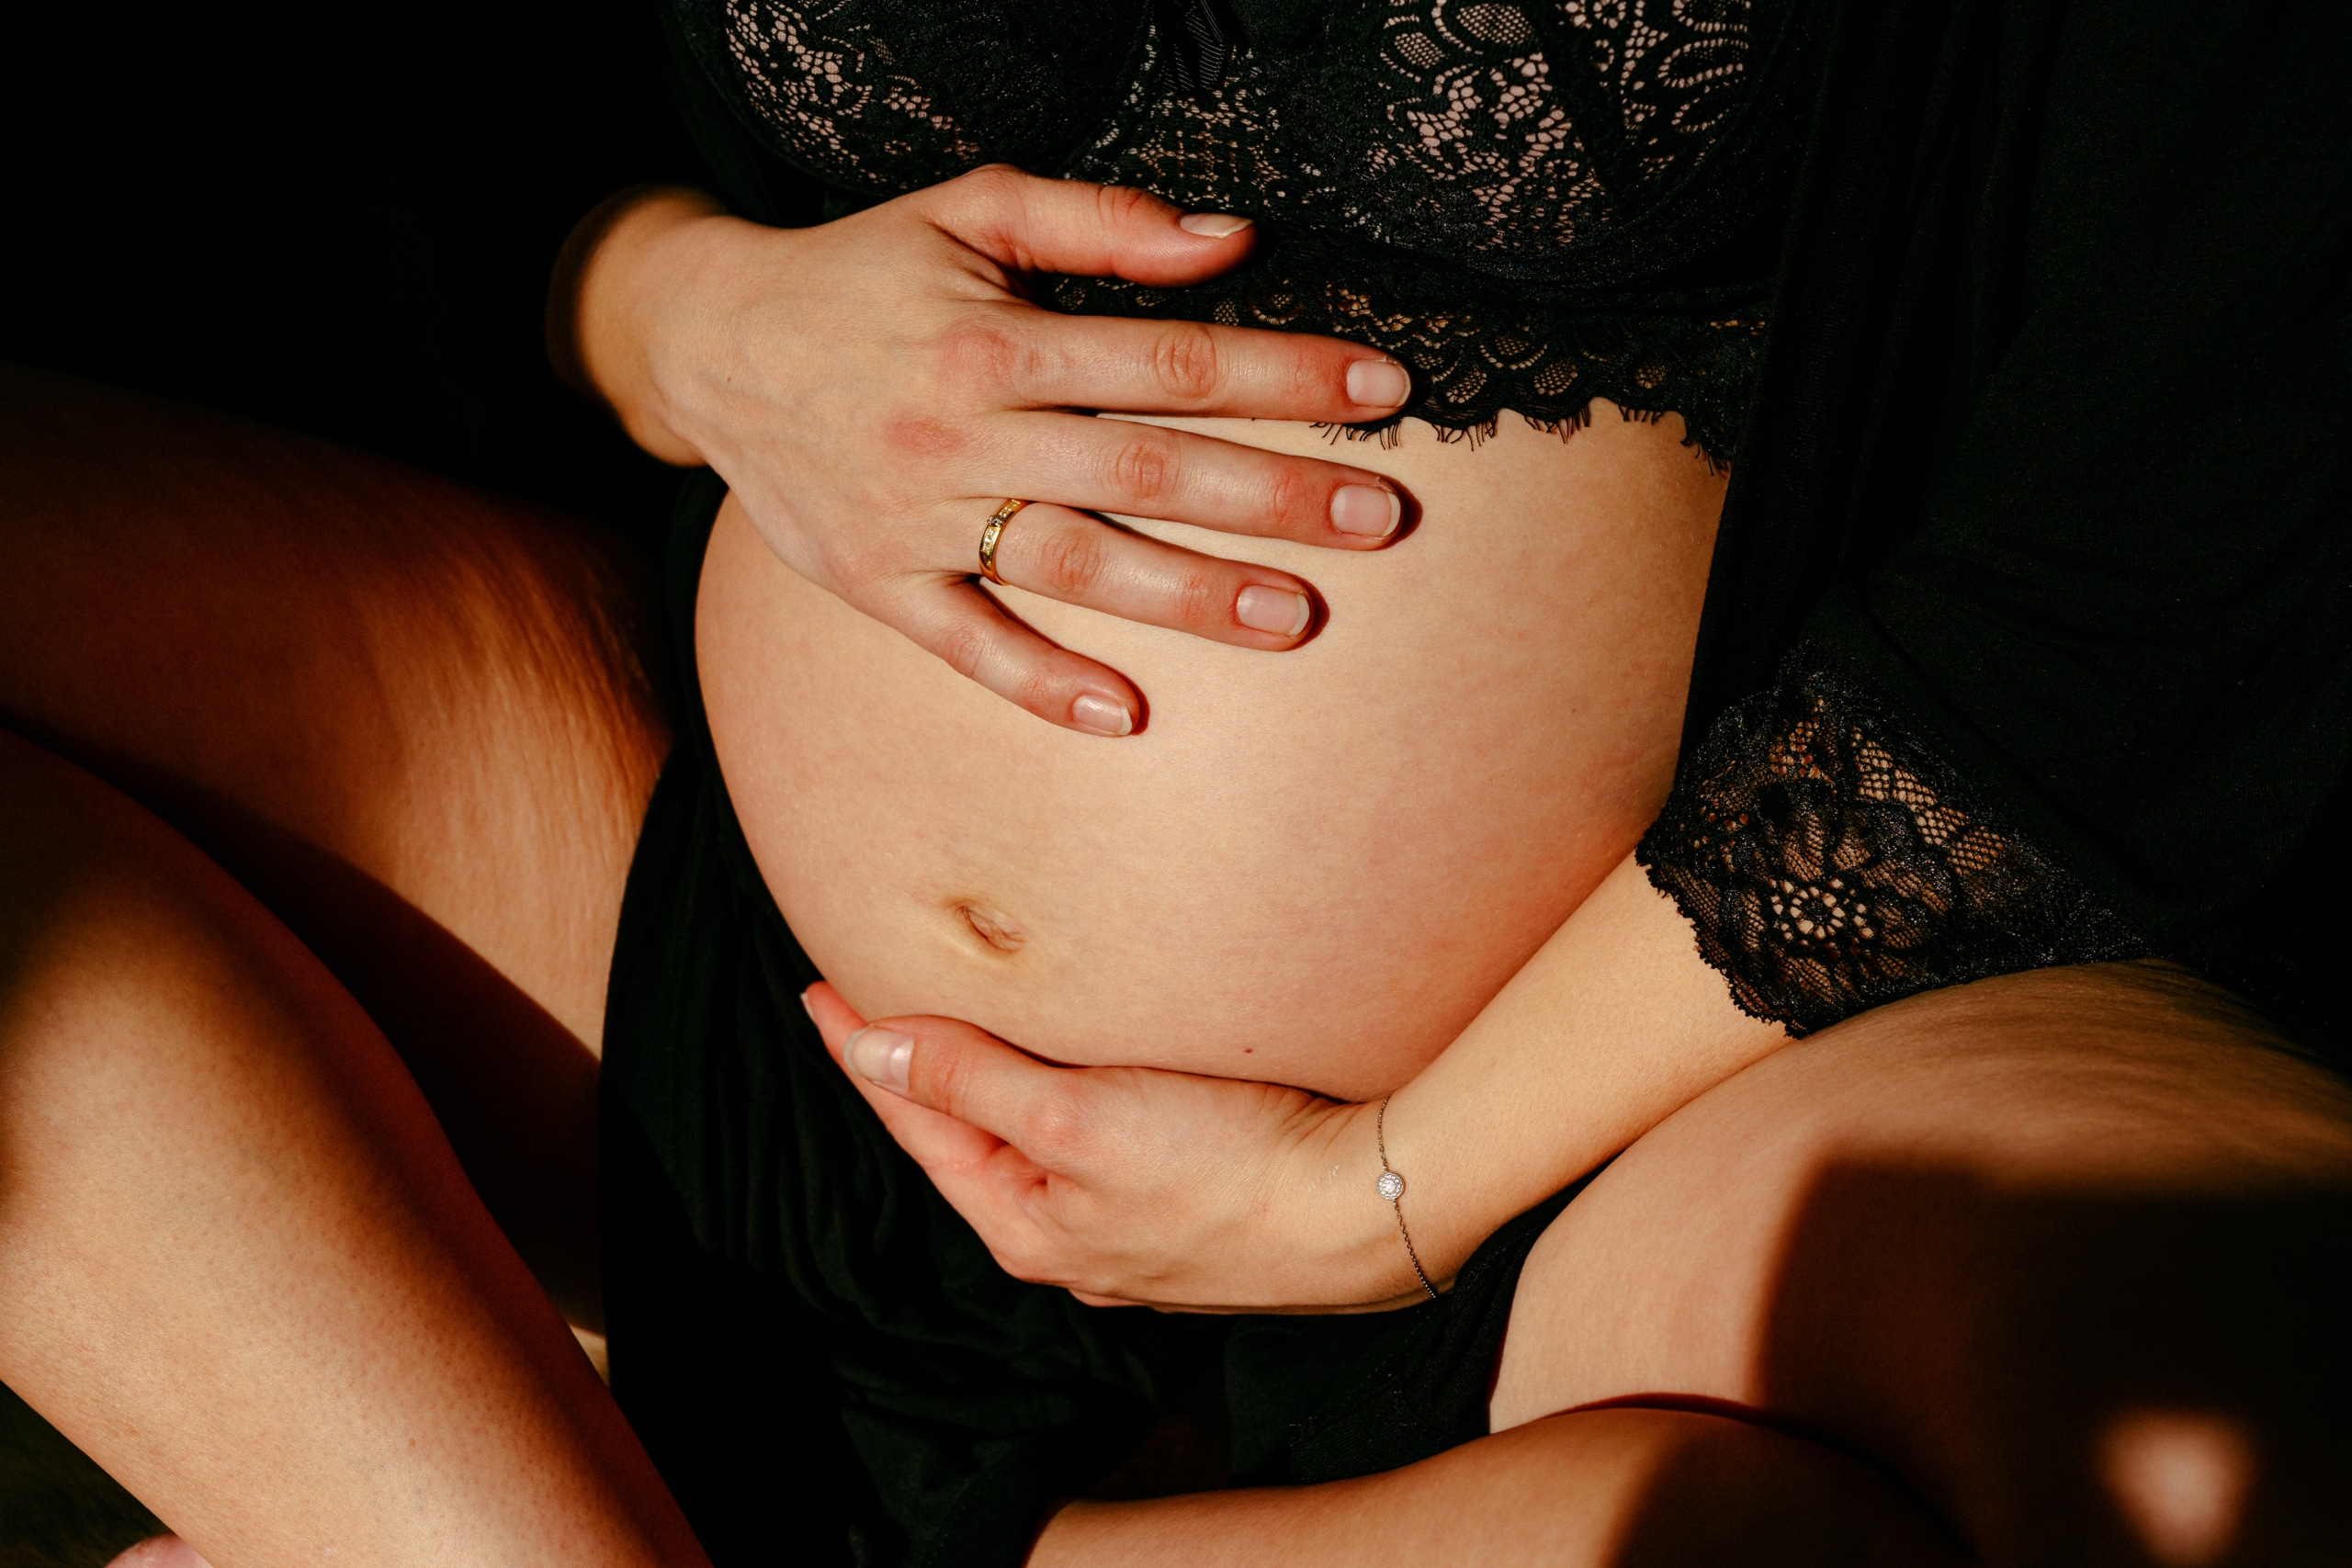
[{"x1": 1375, "y1": 1097, "x2": 1440, "y2": 1302}]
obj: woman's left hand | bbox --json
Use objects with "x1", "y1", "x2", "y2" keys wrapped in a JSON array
[{"x1": 805, "y1": 984, "x2": 1422, "y2": 1311}]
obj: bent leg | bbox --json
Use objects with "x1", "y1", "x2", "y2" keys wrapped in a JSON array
[
  {"x1": 0, "y1": 728, "x2": 704, "y2": 1567},
  {"x1": 1495, "y1": 962, "x2": 2352, "y2": 1565},
  {"x1": 0, "y1": 366, "x2": 670, "y2": 1319},
  {"x1": 1037, "y1": 1404, "x2": 1958, "y2": 1567}
]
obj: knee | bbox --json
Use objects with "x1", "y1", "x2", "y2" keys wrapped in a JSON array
[
  {"x1": 0, "y1": 730, "x2": 326, "y2": 1099},
  {"x1": 1391, "y1": 1409, "x2": 1962, "y2": 1566}
]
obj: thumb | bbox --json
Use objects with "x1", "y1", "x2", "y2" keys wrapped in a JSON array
[
  {"x1": 806, "y1": 982, "x2": 1007, "y2": 1172},
  {"x1": 837, "y1": 1014, "x2": 1089, "y2": 1168},
  {"x1": 922, "y1": 164, "x2": 1257, "y2": 286}
]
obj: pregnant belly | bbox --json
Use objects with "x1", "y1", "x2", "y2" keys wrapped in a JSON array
[{"x1": 697, "y1": 408, "x2": 1723, "y2": 1100}]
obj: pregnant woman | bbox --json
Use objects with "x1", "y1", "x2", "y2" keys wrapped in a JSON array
[{"x1": 1, "y1": 0, "x2": 2347, "y2": 1565}]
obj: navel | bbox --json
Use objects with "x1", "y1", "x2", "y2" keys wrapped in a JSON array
[{"x1": 950, "y1": 900, "x2": 1027, "y2": 954}]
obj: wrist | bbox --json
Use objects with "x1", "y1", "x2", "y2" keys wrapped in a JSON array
[
  {"x1": 554, "y1": 185, "x2": 735, "y2": 464},
  {"x1": 1276, "y1": 1100, "x2": 1440, "y2": 1309}
]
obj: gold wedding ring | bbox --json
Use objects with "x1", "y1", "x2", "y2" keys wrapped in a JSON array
[{"x1": 978, "y1": 498, "x2": 1029, "y2": 586}]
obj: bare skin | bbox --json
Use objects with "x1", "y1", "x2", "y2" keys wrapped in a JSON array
[
  {"x1": 810, "y1": 963, "x2": 2352, "y2": 1565},
  {"x1": 572, "y1": 174, "x2": 1420, "y2": 736},
  {"x1": 0, "y1": 368, "x2": 661, "y2": 1327},
  {"x1": 3, "y1": 167, "x2": 2340, "y2": 1567},
  {"x1": 701, "y1": 405, "x2": 1727, "y2": 1103},
  {"x1": 0, "y1": 730, "x2": 700, "y2": 1568},
  {"x1": 1489, "y1": 962, "x2": 2352, "y2": 1566},
  {"x1": 0, "y1": 367, "x2": 1932, "y2": 1566}
]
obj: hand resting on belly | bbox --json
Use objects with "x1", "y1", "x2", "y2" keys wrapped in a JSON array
[
  {"x1": 566, "y1": 164, "x2": 1419, "y2": 736},
  {"x1": 701, "y1": 408, "x2": 1725, "y2": 1100}
]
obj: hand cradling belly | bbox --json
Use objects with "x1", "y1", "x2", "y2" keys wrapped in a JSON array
[{"x1": 697, "y1": 409, "x2": 1724, "y2": 1101}]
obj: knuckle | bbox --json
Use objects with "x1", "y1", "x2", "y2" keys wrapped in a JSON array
[
  {"x1": 1264, "y1": 464, "x2": 1316, "y2": 530},
  {"x1": 1107, "y1": 429, "x2": 1182, "y2": 502},
  {"x1": 880, "y1": 412, "x2": 968, "y2": 458},
  {"x1": 956, "y1": 162, "x2": 1030, "y2": 212},
  {"x1": 1030, "y1": 520, "x2": 1109, "y2": 598},
  {"x1": 1021, "y1": 1089, "x2": 1087, "y2": 1165},
  {"x1": 932, "y1": 617, "x2": 990, "y2": 681},
  {"x1": 934, "y1": 320, "x2": 1028, "y2": 391},
  {"x1": 1011, "y1": 658, "x2": 1072, "y2": 718},
  {"x1": 1169, "y1": 569, "x2": 1221, "y2": 628},
  {"x1": 1149, "y1": 321, "x2": 1222, "y2": 402},
  {"x1": 994, "y1": 1236, "x2": 1058, "y2": 1285},
  {"x1": 824, "y1": 533, "x2": 904, "y2": 598},
  {"x1": 1091, "y1": 180, "x2": 1156, "y2": 231},
  {"x1": 916, "y1": 1038, "x2": 965, "y2": 1111},
  {"x1": 1293, "y1": 340, "x2": 1344, "y2": 400}
]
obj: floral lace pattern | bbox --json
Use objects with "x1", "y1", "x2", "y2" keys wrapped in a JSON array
[
  {"x1": 1637, "y1": 649, "x2": 2151, "y2": 1034},
  {"x1": 1046, "y1": 265, "x2": 1763, "y2": 455},
  {"x1": 700, "y1": 0, "x2": 1142, "y2": 190},
  {"x1": 679, "y1": 0, "x2": 1783, "y2": 456}
]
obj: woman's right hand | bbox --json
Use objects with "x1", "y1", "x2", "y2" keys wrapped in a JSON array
[{"x1": 562, "y1": 166, "x2": 1415, "y2": 736}]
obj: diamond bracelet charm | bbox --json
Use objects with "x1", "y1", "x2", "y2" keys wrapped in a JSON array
[{"x1": 1374, "y1": 1098, "x2": 1439, "y2": 1301}]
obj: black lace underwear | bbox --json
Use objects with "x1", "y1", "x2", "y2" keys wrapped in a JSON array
[
  {"x1": 672, "y1": 0, "x2": 1797, "y2": 460},
  {"x1": 1637, "y1": 649, "x2": 2154, "y2": 1035},
  {"x1": 670, "y1": 0, "x2": 2141, "y2": 1041}
]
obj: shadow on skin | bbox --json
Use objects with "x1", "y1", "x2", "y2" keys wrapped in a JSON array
[
  {"x1": 0, "y1": 725, "x2": 607, "y2": 1329},
  {"x1": 0, "y1": 1379, "x2": 164, "y2": 1568},
  {"x1": 1713, "y1": 1163, "x2": 2352, "y2": 1566}
]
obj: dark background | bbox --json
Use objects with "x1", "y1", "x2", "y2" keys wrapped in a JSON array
[
  {"x1": 3, "y1": 6, "x2": 695, "y2": 1560},
  {"x1": 4, "y1": 0, "x2": 697, "y2": 550}
]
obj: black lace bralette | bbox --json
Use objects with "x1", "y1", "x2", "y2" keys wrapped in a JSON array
[{"x1": 671, "y1": 0, "x2": 1800, "y2": 461}]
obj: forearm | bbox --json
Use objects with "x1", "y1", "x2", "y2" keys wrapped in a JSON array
[
  {"x1": 1310, "y1": 852, "x2": 1786, "y2": 1298},
  {"x1": 546, "y1": 184, "x2": 735, "y2": 464},
  {"x1": 1032, "y1": 1407, "x2": 1957, "y2": 1568}
]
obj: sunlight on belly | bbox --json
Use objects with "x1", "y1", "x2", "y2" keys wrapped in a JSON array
[{"x1": 699, "y1": 409, "x2": 1723, "y2": 1100}]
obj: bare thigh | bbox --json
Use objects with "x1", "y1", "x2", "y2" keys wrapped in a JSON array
[
  {"x1": 0, "y1": 728, "x2": 700, "y2": 1568},
  {"x1": 1493, "y1": 963, "x2": 2352, "y2": 1565},
  {"x1": 0, "y1": 366, "x2": 669, "y2": 1316}
]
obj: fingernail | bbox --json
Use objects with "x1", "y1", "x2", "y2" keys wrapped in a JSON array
[
  {"x1": 846, "y1": 1027, "x2": 914, "y2": 1093},
  {"x1": 799, "y1": 987, "x2": 816, "y2": 1023},
  {"x1": 1345, "y1": 359, "x2": 1411, "y2": 410},
  {"x1": 1070, "y1": 693, "x2": 1135, "y2": 736},
  {"x1": 1178, "y1": 212, "x2": 1253, "y2": 238},
  {"x1": 1237, "y1": 585, "x2": 1312, "y2": 637},
  {"x1": 1329, "y1": 483, "x2": 1401, "y2": 538}
]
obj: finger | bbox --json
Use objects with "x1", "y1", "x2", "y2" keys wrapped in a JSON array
[
  {"x1": 806, "y1": 985, "x2": 1014, "y2": 1175},
  {"x1": 922, "y1": 164, "x2": 1263, "y2": 289},
  {"x1": 867, "y1": 575, "x2": 1145, "y2": 736},
  {"x1": 1005, "y1": 412, "x2": 1407, "y2": 547},
  {"x1": 1003, "y1": 311, "x2": 1414, "y2": 424},
  {"x1": 834, "y1": 1010, "x2": 1096, "y2": 1173},
  {"x1": 107, "y1": 1538, "x2": 214, "y2": 1568},
  {"x1": 808, "y1": 987, "x2": 1091, "y2": 1283},
  {"x1": 912, "y1": 167, "x2": 1412, "y2": 423},
  {"x1": 978, "y1": 502, "x2": 1320, "y2": 649},
  {"x1": 802, "y1": 980, "x2": 869, "y2": 1054}
]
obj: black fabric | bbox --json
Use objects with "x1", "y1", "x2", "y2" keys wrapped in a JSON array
[
  {"x1": 601, "y1": 473, "x2": 1160, "y2": 1568},
  {"x1": 1672, "y1": 0, "x2": 2352, "y2": 1051},
  {"x1": 599, "y1": 474, "x2": 1597, "y2": 1562},
  {"x1": 662, "y1": 0, "x2": 1804, "y2": 457},
  {"x1": 604, "y1": 14, "x2": 2352, "y2": 1562},
  {"x1": 1225, "y1": 1180, "x2": 1588, "y2": 1486},
  {"x1": 654, "y1": 0, "x2": 2352, "y2": 1048}
]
